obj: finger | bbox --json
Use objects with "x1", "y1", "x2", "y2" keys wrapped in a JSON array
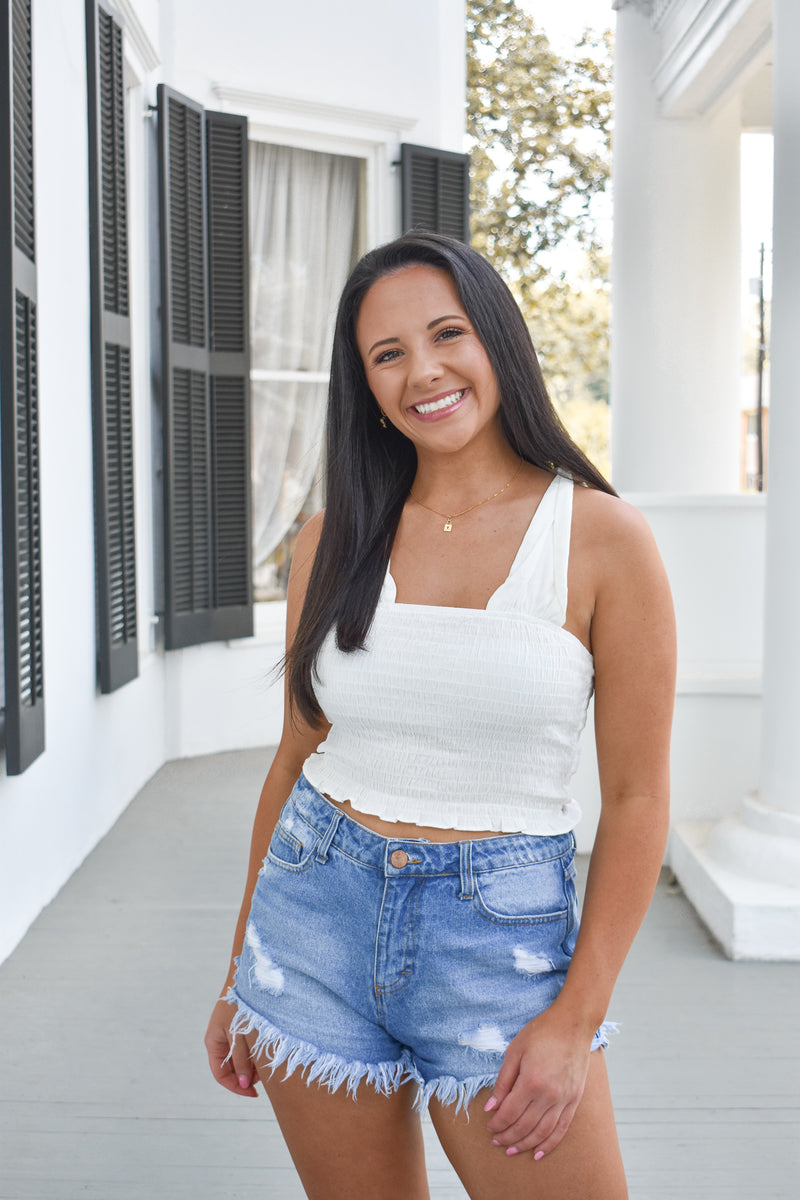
[
  {"x1": 207, "y1": 1048, "x2": 240, "y2": 1093},
  {"x1": 491, "y1": 1100, "x2": 557, "y2": 1150},
  {"x1": 484, "y1": 1065, "x2": 532, "y2": 1133},
  {"x1": 205, "y1": 1029, "x2": 258, "y2": 1098},
  {"x1": 487, "y1": 1072, "x2": 555, "y2": 1137},
  {"x1": 506, "y1": 1101, "x2": 577, "y2": 1159},
  {"x1": 486, "y1": 1050, "x2": 520, "y2": 1108},
  {"x1": 210, "y1": 1056, "x2": 258, "y2": 1098},
  {"x1": 231, "y1": 1039, "x2": 259, "y2": 1094},
  {"x1": 528, "y1": 1102, "x2": 577, "y2": 1159}
]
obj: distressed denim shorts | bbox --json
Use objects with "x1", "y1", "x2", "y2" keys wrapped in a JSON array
[{"x1": 227, "y1": 773, "x2": 613, "y2": 1113}]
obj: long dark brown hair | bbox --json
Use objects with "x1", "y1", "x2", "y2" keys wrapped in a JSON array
[{"x1": 286, "y1": 232, "x2": 615, "y2": 725}]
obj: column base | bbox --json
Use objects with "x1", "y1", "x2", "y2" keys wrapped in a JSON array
[{"x1": 671, "y1": 818, "x2": 800, "y2": 960}]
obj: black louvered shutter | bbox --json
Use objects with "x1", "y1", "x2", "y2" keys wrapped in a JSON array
[
  {"x1": 206, "y1": 112, "x2": 252, "y2": 630},
  {"x1": 157, "y1": 85, "x2": 252, "y2": 650},
  {"x1": 0, "y1": 0, "x2": 44, "y2": 774},
  {"x1": 86, "y1": 0, "x2": 137, "y2": 692},
  {"x1": 400, "y1": 143, "x2": 470, "y2": 243}
]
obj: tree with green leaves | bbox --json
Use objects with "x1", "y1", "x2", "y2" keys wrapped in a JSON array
[{"x1": 467, "y1": 0, "x2": 613, "y2": 472}]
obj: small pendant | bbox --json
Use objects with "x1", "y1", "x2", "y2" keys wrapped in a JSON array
[{"x1": 443, "y1": 517, "x2": 453, "y2": 532}]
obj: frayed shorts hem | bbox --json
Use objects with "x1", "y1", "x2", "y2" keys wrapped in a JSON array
[
  {"x1": 226, "y1": 989, "x2": 618, "y2": 1116},
  {"x1": 226, "y1": 990, "x2": 418, "y2": 1101}
]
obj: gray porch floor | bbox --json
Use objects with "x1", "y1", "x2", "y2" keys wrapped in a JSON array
[{"x1": 1, "y1": 748, "x2": 798, "y2": 1199}]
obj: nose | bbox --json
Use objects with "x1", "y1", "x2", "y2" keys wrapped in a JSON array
[{"x1": 407, "y1": 343, "x2": 444, "y2": 391}]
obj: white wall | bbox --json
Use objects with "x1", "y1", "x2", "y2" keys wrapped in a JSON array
[
  {"x1": 0, "y1": 0, "x2": 467, "y2": 965},
  {"x1": 162, "y1": 0, "x2": 466, "y2": 154},
  {"x1": 0, "y1": 0, "x2": 170, "y2": 963}
]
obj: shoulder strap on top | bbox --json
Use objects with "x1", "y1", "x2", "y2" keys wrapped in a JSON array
[
  {"x1": 551, "y1": 472, "x2": 575, "y2": 626},
  {"x1": 485, "y1": 471, "x2": 573, "y2": 624}
]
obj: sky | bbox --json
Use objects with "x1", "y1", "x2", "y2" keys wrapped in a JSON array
[
  {"x1": 741, "y1": 134, "x2": 773, "y2": 285},
  {"x1": 517, "y1": 0, "x2": 615, "y2": 48}
]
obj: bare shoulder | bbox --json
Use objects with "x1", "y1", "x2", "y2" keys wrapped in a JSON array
[
  {"x1": 575, "y1": 487, "x2": 676, "y2": 798},
  {"x1": 289, "y1": 510, "x2": 326, "y2": 586},
  {"x1": 572, "y1": 483, "x2": 654, "y2": 547},
  {"x1": 571, "y1": 484, "x2": 663, "y2": 582},
  {"x1": 284, "y1": 510, "x2": 326, "y2": 638},
  {"x1": 295, "y1": 508, "x2": 325, "y2": 552},
  {"x1": 574, "y1": 485, "x2": 675, "y2": 674}
]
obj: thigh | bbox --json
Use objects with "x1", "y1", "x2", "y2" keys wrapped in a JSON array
[
  {"x1": 252, "y1": 1055, "x2": 430, "y2": 1200},
  {"x1": 428, "y1": 1049, "x2": 627, "y2": 1200}
]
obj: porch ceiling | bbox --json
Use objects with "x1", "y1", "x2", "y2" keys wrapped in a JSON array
[{"x1": 741, "y1": 59, "x2": 773, "y2": 128}]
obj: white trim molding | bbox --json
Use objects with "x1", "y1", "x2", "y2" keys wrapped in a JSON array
[
  {"x1": 111, "y1": 0, "x2": 160, "y2": 73},
  {"x1": 613, "y1": 1, "x2": 655, "y2": 13},
  {"x1": 211, "y1": 86, "x2": 418, "y2": 141},
  {"x1": 211, "y1": 86, "x2": 419, "y2": 249},
  {"x1": 676, "y1": 662, "x2": 761, "y2": 696},
  {"x1": 652, "y1": 0, "x2": 681, "y2": 26},
  {"x1": 620, "y1": 491, "x2": 766, "y2": 509},
  {"x1": 654, "y1": 0, "x2": 772, "y2": 117}
]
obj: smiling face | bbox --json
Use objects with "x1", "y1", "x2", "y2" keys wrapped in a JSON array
[{"x1": 355, "y1": 265, "x2": 503, "y2": 456}]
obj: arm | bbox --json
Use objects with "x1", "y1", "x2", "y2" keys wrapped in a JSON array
[
  {"x1": 204, "y1": 513, "x2": 331, "y2": 1097},
  {"x1": 486, "y1": 497, "x2": 677, "y2": 1155}
]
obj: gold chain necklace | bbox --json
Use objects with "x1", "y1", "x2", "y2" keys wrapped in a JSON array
[{"x1": 410, "y1": 459, "x2": 524, "y2": 532}]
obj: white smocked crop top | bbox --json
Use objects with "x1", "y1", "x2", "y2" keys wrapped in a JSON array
[{"x1": 302, "y1": 472, "x2": 595, "y2": 835}]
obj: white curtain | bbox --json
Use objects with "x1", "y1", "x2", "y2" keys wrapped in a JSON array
[{"x1": 249, "y1": 142, "x2": 360, "y2": 597}]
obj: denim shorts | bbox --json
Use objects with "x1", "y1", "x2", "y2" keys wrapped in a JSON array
[{"x1": 227, "y1": 773, "x2": 613, "y2": 1113}]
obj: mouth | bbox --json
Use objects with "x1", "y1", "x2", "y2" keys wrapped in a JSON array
[{"x1": 411, "y1": 389, "x2": 465, "y2": 416}]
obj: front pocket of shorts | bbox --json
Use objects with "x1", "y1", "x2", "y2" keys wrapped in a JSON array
[
  {"x1": 472, "y1": 858, "x2": 569, "y2": 925},
  {"x1": 266, "y1": 802, "x2": 320, "y2": 873}
]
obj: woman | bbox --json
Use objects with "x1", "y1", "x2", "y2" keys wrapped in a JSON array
[{"x1": 205, "y1": 233, "x2": 676, "y2": 1199}]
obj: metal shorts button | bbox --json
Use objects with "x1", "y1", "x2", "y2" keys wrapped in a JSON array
[{"x1": 390, "y1": 849, "x2": 409, "y2": 868}]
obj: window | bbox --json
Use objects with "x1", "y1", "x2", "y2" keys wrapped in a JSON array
[
  {"x1": 249, "y1": 142, "x2": 361, "y2": 599},
  {"x1": 247, "y1": 139, "x2": 470, "y2": 600}
]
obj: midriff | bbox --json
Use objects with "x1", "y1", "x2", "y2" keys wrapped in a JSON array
[{"x1": 324, "y1": 793, "x2": 505, "y2": 842}]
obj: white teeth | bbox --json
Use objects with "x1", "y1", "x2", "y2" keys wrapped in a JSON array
[{"x1": 414, "y1": 390, "x2": 463, "y2": 415}]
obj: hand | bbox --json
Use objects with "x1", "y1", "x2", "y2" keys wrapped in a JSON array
[
  {"x1": 204, "y1": 996, "x2": 259, "y2": 1098},
  {"x1": 483, "y1": 1005, "x2": 592, "y2": 1159}
]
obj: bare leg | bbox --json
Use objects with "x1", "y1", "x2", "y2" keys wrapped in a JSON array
[
  {"x1": 250, "y1": 1052, "x2": 430, "y2": 1200},
  {"x1": 428, "y1": 1050, "x2": 627, "y2": 1200}
]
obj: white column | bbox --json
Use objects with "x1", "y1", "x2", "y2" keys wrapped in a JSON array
[
  {"x1": 757, "y1": 0, "x2": 800, "y2": 823},
  {"x1": 611, "y1": 3, "x2": 741, "y2": 493},
  {"x1": 671, "y1": 0, "x2": 800, "y2": 958}
]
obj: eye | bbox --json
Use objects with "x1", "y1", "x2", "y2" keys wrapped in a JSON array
[
  {"x1": 374, "y1": 347, "x2": 401, "y2": 365},
  {"x1": 436, "y1": 326, "x2": 465, "y2": 342}
]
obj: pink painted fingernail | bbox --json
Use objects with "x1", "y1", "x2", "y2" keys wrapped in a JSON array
[
  {"x1": 506, "y1": 1146, "x2": 518, "y2": 1157},
  {"x1": 491, "y1": 1139, "x2": 501, "y2": 1147},
  {"x1": 238, "y1": 1075, "x2": 251, "y2": 1088},
  {"x1": 484, "y1": 1096, "x2": 498, "y2": 1112},
  {"x1": 534, "y1": 1150, "x2": 545, "y2": 1162}
]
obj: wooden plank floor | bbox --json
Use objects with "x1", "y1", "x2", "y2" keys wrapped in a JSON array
[{"x1": 1, "y1": 748, "x2": 798, "y2": 1199}]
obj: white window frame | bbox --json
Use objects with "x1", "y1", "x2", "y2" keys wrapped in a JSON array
[
  {"x1": 211, "y1": 85, "x2": 418, "y2": 247},
  {"x1": 211, "y1": 87, "x2": 419, "y2": 636}
]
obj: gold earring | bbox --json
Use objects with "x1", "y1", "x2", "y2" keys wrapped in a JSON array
[{"x1": 379, "y1": 411, "x2": 387, "y2": 429}]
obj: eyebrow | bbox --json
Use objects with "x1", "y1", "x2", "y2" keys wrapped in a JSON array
[{"x1": 367, "y1": 315, "x2": 464, "y2": 356}]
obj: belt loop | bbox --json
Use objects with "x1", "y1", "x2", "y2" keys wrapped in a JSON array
[
  {"x1": 315, "y1": 810, "x2": 342, "y2": 864},
  {"x1": 458, "y1": 841, "x2": 474, "y2": 900}
]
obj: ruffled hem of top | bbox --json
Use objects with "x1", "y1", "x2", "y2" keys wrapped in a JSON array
[{"x1": 302, "y1": 759, "x2": 581, "y2": 836}]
